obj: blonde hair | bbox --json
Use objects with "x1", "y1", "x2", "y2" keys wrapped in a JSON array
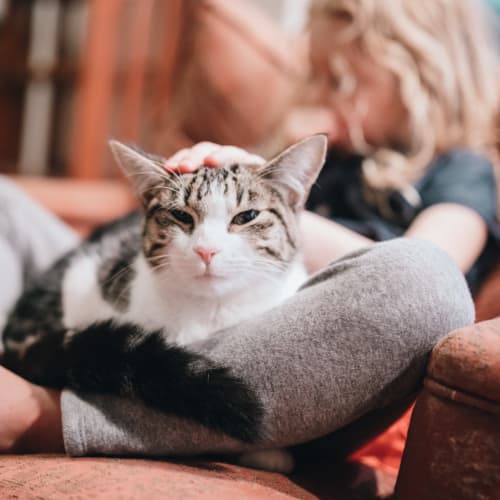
[{"x1": 311, "y1": 0, "x2": 500, "y2": 208}]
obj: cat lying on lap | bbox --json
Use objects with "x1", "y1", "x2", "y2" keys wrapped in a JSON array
[{"x1": 2, "y1": 135, "x2": 327, "y2": 473}]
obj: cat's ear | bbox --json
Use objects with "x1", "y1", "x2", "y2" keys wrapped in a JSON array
[
  {"x1": 109, "y1": 140, "x2": 168, "y2": 204},
  {"x1": 260, "y1": 134, "x2": 327, "y2": 208}
]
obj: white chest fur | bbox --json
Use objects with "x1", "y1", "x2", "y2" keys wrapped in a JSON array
[
  {"x1": 62, "y1": 252, "x2": 116, "y2": 329},
  {"x1": 61, "y1": 251, "x2": 307, "y2": 345},
  {"x1": 124, "y1": 254, "x2": 307, "y2": 346}
]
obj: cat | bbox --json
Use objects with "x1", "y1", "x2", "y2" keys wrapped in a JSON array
[{"x1": 2, "y1": 134, "x2": 327, "y2": 472}]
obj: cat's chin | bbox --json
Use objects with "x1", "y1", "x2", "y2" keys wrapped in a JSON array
[
  {"x1": 193, "y1": 272, "x2": 228, "y2": 287},
  {"x1": 189, "y1": 273, "x2": 235, "y2": 297}
]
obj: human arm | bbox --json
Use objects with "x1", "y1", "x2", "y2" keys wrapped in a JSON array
[
  {"x1": 405, "y1": 203, "x2": 488, "y2": 273},
  {"x1": 0, "y1": 365, "x2": 63, "y2": 453},
  {"x1": 302, "y1": 203, "x2": 488, "y2": 274},
  {"x1": 404, "y1": 150, "x2": 497, "y2": 274},
  {"x1": 299, "y1": 211, "x2": 374, "y2": 272}
]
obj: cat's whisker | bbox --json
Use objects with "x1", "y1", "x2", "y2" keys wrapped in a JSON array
[
  {"x1": 146, "y1": 254, "x2": 172, "y2": 262},
  {"x1": 146, "y1": 252, "x2": 185, "y2": 263},
  {"x1": 224, "y1": 259, "x2": 286, "y2": 270},
  {"x1": 222, "y1": 263, "x2": 287, "y2": 278},
  {"x1": 100, "y1": 262, "x2": 136, "y2": 288},
  {"x1": 112, "y1": 279, "x2": 136, "y2": 307},
  {"x1": 147, "y1": 253, "x2": 177, "y2": 269},
  {"x1": 225, "y1": 258, "x2": 289, "y2": 273},
  {"x1": 228, "y1": 267, "x2": 285, "y2": 287}
]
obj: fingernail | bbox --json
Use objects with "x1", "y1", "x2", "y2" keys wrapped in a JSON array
[{"x1": 204, "y1": 156, "x2": 220, "y2": 167}]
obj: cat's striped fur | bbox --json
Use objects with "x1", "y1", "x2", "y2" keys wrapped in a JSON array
[{"x1": 2, "y1": 136, "x2": 327, "y2": 462}]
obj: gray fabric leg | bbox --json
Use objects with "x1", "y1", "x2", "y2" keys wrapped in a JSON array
[
  {"x1": 0, "y1": 177, "x2": 79, "y2": 332},
  {"x1": 62, "y1": 238, "x2": 473, "y2": 457},
  {"x1": 0, "y1": 238, "x2": 24, "y2": 334}
]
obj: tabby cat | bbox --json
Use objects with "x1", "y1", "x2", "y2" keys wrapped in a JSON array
[{"x1": 2, "y1": 135, "x2": 327, "y2": 472}]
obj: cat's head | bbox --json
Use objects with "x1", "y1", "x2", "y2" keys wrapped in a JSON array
[{"x1": 110, "y1": 136, "x2": 327, "y2": 298}]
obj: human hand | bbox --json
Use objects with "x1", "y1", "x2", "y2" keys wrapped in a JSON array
[
  {"x1": 163, "y1": 142, "x2": 265, "y2": 173},
  {"x1": 0, "y1": 365, "x2": 63, "y2": 453}
]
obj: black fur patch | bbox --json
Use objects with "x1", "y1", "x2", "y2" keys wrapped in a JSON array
[
  {"x1": 2, "y1": 252, "x2": 72, "y2": 387},
  {"x1": 2, "y1": 211, "x2": 143, "y2": 385},
  {"x1": 65, "y1": 321, "x2": 264, "y2": 443},
  {"x1": 259, "y1": 246, "x2": 282, "y2": 259},
  {"x1": 267, "y1": 208, "x2": 296, "y2": 249},
  {"x1": 96, "y1": 212, "x2": 142, "y2": 311}
]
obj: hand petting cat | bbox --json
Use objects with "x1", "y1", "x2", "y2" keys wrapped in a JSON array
[{"x1": 163, "y1": 142, "x2": 265, "y2": 173}]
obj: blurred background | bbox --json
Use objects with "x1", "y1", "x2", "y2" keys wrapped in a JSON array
[
  {"x1": 1, "y1": 0, "x2": 498, "y2": 184},
  {"x1": 0, "y1": 0, "x2": 312, "y2": 181}
]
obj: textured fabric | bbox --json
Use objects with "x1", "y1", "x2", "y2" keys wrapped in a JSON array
[
  {"x1": 395, "y1": 320, "x2": 500, "y2": 500},
  {"x1": 62, "y1": 239, "x2": 474, "y2": 458},
  {"x1": 307, "y1": 149, "x2": 500, "y2": 293},
  {"x1": 0, "y1": 455, "x2": 397, "y2": 499},
  {"x1": 0, "y1": 237, "x2": 22, "y2": 335}
]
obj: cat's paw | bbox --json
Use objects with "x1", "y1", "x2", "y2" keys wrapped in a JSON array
[{"x1": 238, "y1": 448, "x2": 295, "y2": 474}]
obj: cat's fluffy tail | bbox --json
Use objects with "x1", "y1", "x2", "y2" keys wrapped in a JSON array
[{"x1": 64, "y1": 320, "x2": 263, "y2": 443}]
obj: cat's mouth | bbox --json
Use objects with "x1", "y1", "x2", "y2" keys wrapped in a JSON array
[{"x1": 195, "y1": 270, "x2": 225, "y2": 282}]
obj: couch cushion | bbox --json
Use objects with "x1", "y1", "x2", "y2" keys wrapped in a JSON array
[
  {"x1": 428, "y1": 319, "x2": 500, "y2": 404},
  {"x1": 0, "y1": 455, "x2": 396, "y2": 499}
]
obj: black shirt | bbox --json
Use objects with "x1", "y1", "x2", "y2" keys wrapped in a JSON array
[{"x1": 306, "y1": 149, "x2": 500, "y2": 294}]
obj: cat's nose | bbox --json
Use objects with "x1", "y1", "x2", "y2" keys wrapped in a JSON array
[{"x1": 194, "y1": 246, "x2": 219, "y2": 265}]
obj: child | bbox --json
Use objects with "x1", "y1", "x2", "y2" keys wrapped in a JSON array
[{"x1": 0, "y1": 0, "x2": 494, "y2": 465}]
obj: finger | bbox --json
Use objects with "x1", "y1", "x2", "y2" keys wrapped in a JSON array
[
  {"x1": 188, "y1": 141, "x2": 220, "y2": 156},
  {"x1": 180, "y1": 143, "x2": 222, "y2": 170},
  {"x1": 178, "y1": 142, "x2": 219, "y2": 165},
  {"x1": 164, "y1": 148, "x2": 190, "y2": 168},
  {"x1": 204, "y1": 156, "x2": 222, "y2": 167},
  {"x1": 206, "y1": 146, "x2": 265, "y2": 166},
  {"x1": 166, "y1": 142, "x2": 223, "y2": 172},
  {"x1": 164, "y1": 142, "x2": 218, "y2": 166},
  {"x1": 163, "y1": 164, "x2": 179, "y2": 173}
]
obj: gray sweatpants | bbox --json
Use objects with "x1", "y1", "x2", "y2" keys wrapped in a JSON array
[{"x1": 0, "y1": 176, "x2": 474, "y2": 459}]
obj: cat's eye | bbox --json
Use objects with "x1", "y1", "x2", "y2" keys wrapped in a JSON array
[
  {"x1": 154, "y1": 210, "x2": 170, "y2": 226},
  {"x1": 170, "y1": 209, "x2": 194, "y2": 225},
  {"x1": 231, "y1": 209, "x2": 260, "y2": 225}
]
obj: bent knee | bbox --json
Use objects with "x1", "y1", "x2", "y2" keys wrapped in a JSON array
[
  {"x1": 0, "y1": 176, "x2": 25, "y2": 205},
  {"x1": 372, "y1": 238, "x2": 474, "y2": 331}
]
